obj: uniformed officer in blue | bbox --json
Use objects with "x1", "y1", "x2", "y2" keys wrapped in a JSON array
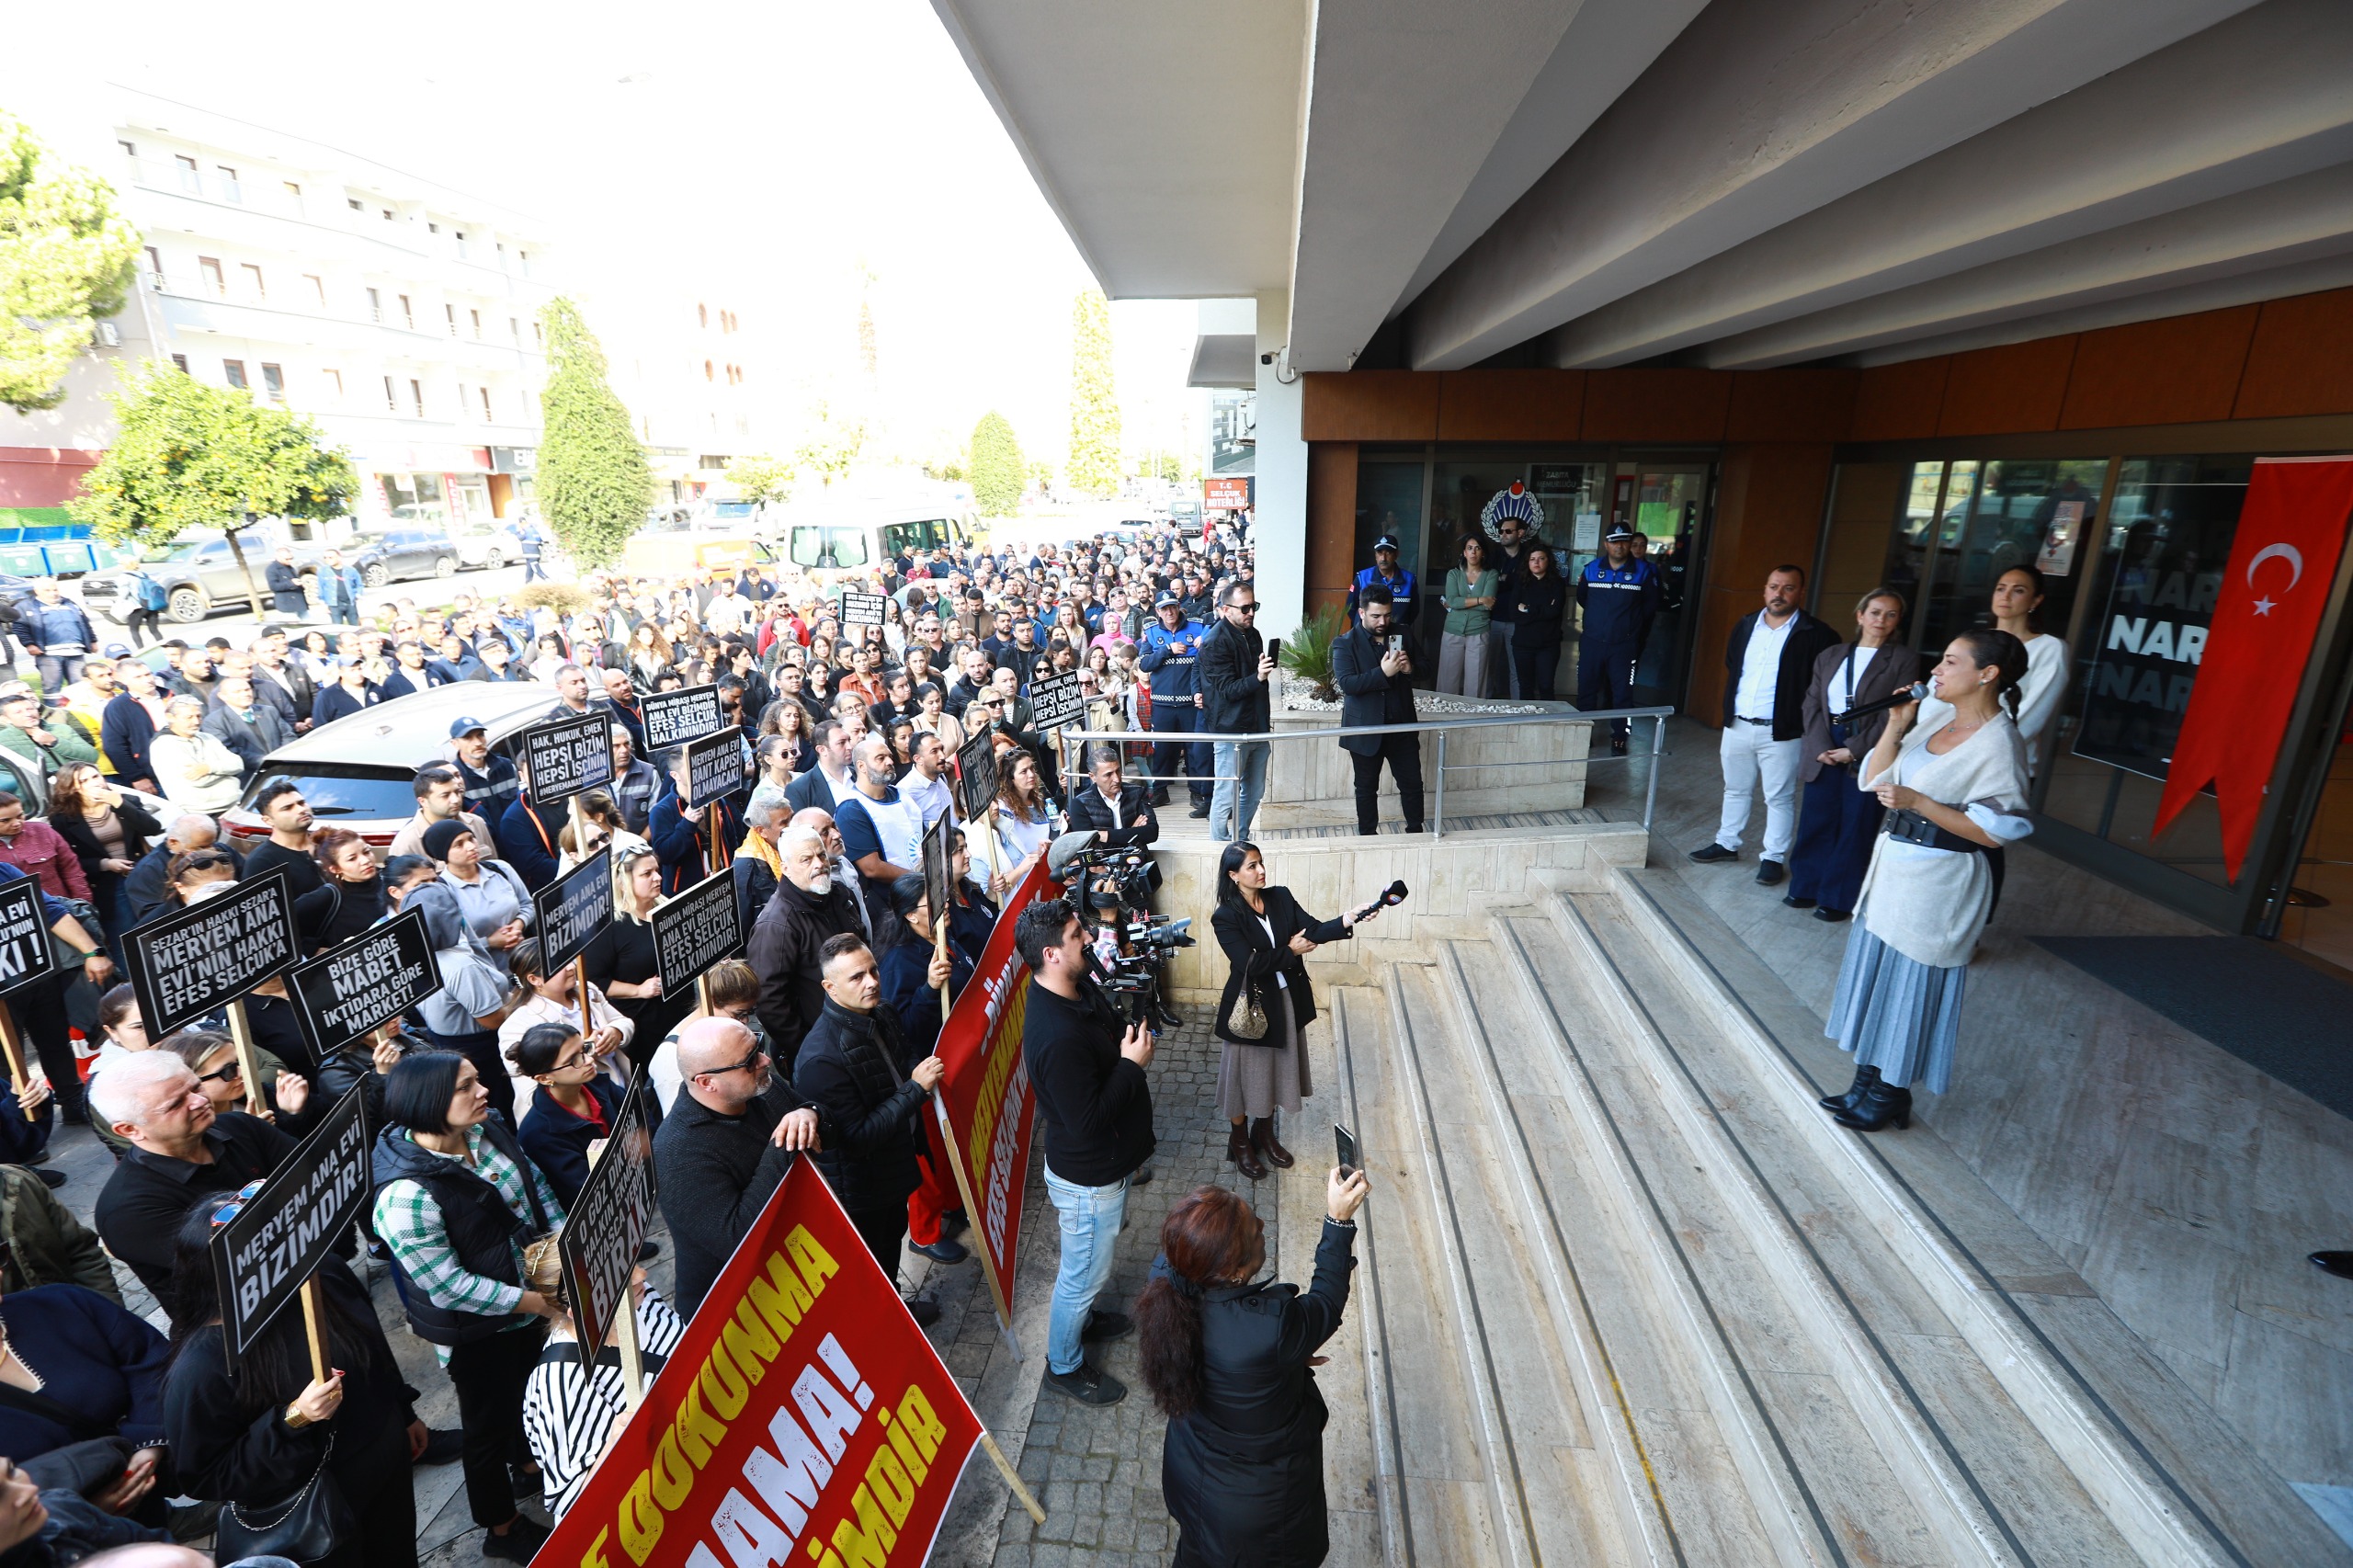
[
  {"x1": 1347, "y1": 534, "x2": 1418, "y2": 631},
  {"x1": 1575, "y1": 522, "x2": 1664, "y2": 754},
  {"x1": 1140, "y1": 589, "x2": 1213, "y2": 817}
]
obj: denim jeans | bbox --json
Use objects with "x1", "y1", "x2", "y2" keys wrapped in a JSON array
[
  {"x1": 1043, "y1": 1165, "x2": 1128, "y2": 1374},
  {"x1": 1211, "y1": 740, "x2": 1270, "y2": 842}
]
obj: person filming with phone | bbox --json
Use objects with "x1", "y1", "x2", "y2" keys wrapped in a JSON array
[{"x1": 1329, "y1": 584, "x2": 1424, "y2": 835}]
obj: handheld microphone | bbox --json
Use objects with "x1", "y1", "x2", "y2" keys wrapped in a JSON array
[
  {"x1": 1378, "y1": 880, "x2": 1408, "y2": 908},
  {"x1": 1833, "y1": 682, "x2": 1929, "y2": 727}
]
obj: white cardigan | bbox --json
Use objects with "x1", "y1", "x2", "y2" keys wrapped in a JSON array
[{"x1": 1853, "y1": 713, "x2": 2031, "y2": 970}]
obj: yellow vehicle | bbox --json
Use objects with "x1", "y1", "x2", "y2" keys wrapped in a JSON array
[{"x1": 620, "y1": 502, "x2": 777, "y2": 577}]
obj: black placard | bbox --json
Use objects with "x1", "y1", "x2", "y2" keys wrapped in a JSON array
[
  {"x1": 286, "y1": 907, "x2": 442, "y2": 1061},
  {"x1": 955, "y1": 728, "x2": 997, "y2": 820},
  {"x1": 559, "y1": 1074, "x2": 654, "y2": 1360},
  {"x1": 1029, "y1": 670, "x2": 1085, "y2": 732},
  {"x1": 642, "y1": 683, "x2": 724, "y2": 752},
  {"x1": 210, "y1": 1083, "x2": 371, "y2": 1364},
  {"x1": 533, "y1": 847, "x2": 613, "y2": 973},
  {"x1": 0, "y1": 877, "x2": 57, "y2": 996},
  {"x1": 839, "y1": 591, "x2": 888, "y2": 629},
  {"x1": 522, "y1": 710, "x2": 616, "y2": 808},
  {"x1": 652, "y1": 868, "x2": 742, "y2": 994},
  {"x1": 682, "y1": 725, "x2": 748, "y2": 810},
  {"x1": 123, "y1": 869, "x2": 301, "y2": 1038},
  {"x1": 921, "y1": 810, "x2": 951, "y2": 928}
]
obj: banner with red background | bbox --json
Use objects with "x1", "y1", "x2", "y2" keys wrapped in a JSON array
[{"x1": 543, "y1": 1160, "x2": 981, "y2": 1568}]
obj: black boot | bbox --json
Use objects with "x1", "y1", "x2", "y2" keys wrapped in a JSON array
[
  {"x1": 1250, "y1": 1116, "x2": 1293, "y2": 1169},
  {"x1": 1228, "y1": 1122, "x2": 1266, "y2": 1181},
  {"x1": 1834, "y1": 1079, "x2": 1912, "y2": 1132},
  {"x1": 1818, "y1": 1063, "x2": 1880, "y2": 1114}
]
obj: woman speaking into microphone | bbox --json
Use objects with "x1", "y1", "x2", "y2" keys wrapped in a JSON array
[{"x1": 1821, "y1": 629, "x2": 2032, "y2": 1133}]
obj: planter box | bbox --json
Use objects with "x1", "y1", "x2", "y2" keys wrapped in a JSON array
[{"x1": 1255, "y1": 678, "x2": 1591, "y2": 828}]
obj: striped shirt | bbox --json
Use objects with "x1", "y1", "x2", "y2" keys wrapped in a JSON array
[
  {"x1": 522, "y1": 1289, "x2": 686, "y2": 1516},
  {"x1": 372, "y1": 1126, "x2": 566, "y2": 1323}
]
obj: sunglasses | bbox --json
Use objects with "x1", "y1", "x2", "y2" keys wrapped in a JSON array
[
  {"x1": 701, "y1": 1043, "x2": 767, "y2": 1079},
  {"x1": 210, "y1": 1177, "x2": 267, "y2": 1229},
  {"x1": 195, "y1": 1059, "x2": 244, "y2": 1085}
]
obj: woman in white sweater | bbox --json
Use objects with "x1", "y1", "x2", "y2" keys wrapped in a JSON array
[{"x1": 1820, "y1": 628, "x2": 2032, "y2": 1133}]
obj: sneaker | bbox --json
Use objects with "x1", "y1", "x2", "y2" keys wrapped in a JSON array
[
  {"x1": 33, "y1": 1168, "x2": 64, "y2": 1190},
  {"x1": 1042, "y1": 1363, "x2": 1128, "y2": 1406},
  {"x1": 1081, "y1": 1309, "x2": 1133, "y2": 1343},
  {"x1": 910, "y1": 1237, "x2": 969, "y2": 1264},
  {"x1": 1754, "y1": 858, "x2": 1787, "y2": 887},
  {"x1": 419, "y1": 1427, "x2": 463, "y2": 1466},
  {"x1": 483, "y1": 1516, "x2": 550, "y2": 1562},
  {"x1": 1688, "y1": 842, "x2": 1737, "y2": 864},
  {"x1": 904, "y1": 1296, "x2": 942, "y2": 1327}
]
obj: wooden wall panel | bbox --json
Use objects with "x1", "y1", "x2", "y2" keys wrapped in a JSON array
[
  {"x1": 2060, "y1": 307, "x2": 2257, "y2": 430},
  {"x1": 1849, "y1": 357, "x2": 1949, "y2": 442},
  {"x1": 1937, "y1": 336, "x2": 2077, "y2": 437},
  {"x1": 1300, "y1": 372, "x2": 1438, "y2": 442},
  {"x1": 2234, "y1": 287, "x2": 2353, "y2": 419},
  {"x1": 1304, "y1": 441, "x2": 1360, "y2": 622},
  {"x1": 1580, "y1": 369, "x2": 1734, "y2": 442},
  {"x1": 1727, "y1": 369, "x2": 1859, "y2": 442},
  {"x1": 1436, "y1": 369, "x2": 1586, "y2": 440},
  {"x1": 1684, "y1": 443, "x2": 1836, "y2": 725}
]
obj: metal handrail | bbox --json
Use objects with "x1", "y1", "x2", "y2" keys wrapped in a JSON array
[{"x1": 1059, "y1": 704, "x2": 1675, "y2": 838}]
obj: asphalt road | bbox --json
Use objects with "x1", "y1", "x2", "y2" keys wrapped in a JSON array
[{"x1": 78, "y1": 561, "x2": 538, "y2": 652}]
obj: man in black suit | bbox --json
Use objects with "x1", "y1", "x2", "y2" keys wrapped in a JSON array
[
  {"x1": 1329, "y1": 584, "x2": 1423, "y2": 835},
  {"x1": 1691, "y1": 564, "x2": 1842, "y2": 886},
  {"x1": 1063, "y1": 744, "x2": 1159, "y2": 851}
]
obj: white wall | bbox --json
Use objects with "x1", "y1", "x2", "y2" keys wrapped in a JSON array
[{"x1": 1251, "y1": 288, "x2": 1308, "y2": 638}]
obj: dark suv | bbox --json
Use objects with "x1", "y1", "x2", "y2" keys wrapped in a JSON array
[
  {"x1": 80, "y1": 532, "x2": 324, "y2": 624},
  {"x1": 352, "y1": 528, "x2": 460, "y2": 587}
]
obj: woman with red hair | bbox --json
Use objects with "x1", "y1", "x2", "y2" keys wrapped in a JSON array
[{"x1": 1135, "y1": 1170, "x2": 1370, "y2": 1566}]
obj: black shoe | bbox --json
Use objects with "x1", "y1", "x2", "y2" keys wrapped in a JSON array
[
  {"x1": 419, "y1": 1427, "x2": 463, "y2": 1466},
  {"x1": 1188, "y1": 803, "x2": 1211, "y2": 818},
  {"x1": 1688, "y1": 843, "x2": 1736, "y2": 864},
  {"x1": 1610, "y1": 734, "x2": 1628, "y2": 756},
  {"x1": 910, "y1": 1237, "x2": 969, "y2": 1264},
  {"x1": 483, "y1": 1516, "x2": 550, "y2": 1562},
  {"x1": 1081, "y1": 1309, "x2": 1133, "y2": 1343},
  {"x1": 1154, "y1": 1000, "x2": 1182, "y2": 1028},
  {"x1": 637, "y1": 1240, "x2": 661, "y2": 1262},
  {"x1": 1149, "y1": 788, "x2": 1171, "y2": 807},
  {"x1": 33, "y1": 1168, "x2": 64, "y2": 1190},
  {"x1": 1818, "y1": 1063, "x2": 1879, "y2": 1114},
  {"x1": 1042, "y1": 1364, "x2": 1127, "y2": 1405},
  {"x1": 1834, "y1": 1080, "x2": 1913, "y2": 1132},
  {"x1": 1755, "y1": 858, "x2": 1786, "y2": 887},
  {"x1": 904, "y1": 1295, "x2": 941, "y2": 1327},
  {"x1": 2312, "y1": 1252, "x2": 2353, "y2": 1279},
  {"x1": 1782, "y1": 893, "x2": 1816, "y2": 909},
  {"x1": 941, "y1": 1208, "x2": 969, "y2": 1241},
  {"x1": 1130, "y1": 1163, "x2": 1154, "y2": 1186},
  {"x1": 1813, "y1": 907, "x2": 1851, "y2": 923}
]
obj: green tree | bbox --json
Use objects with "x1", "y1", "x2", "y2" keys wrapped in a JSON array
[
  {"x1": 969, "y1": 410, "x2": 1025, "y2": 517},
  {"x1": 1028, "y1": 459, "x2": 1055, "y2": 495},
  {"x1": 1066, "y1": 290, "x2": 1121, "y2": 498},
  {"x1": 537, "y1": 296, "x2": 654, "y2": 568},
  {"x1": 68, "y1": 361, "x2": 356, "y2": 616},
  {"x1": 793, "y1": 400, "x2": 868, "y2": 489},
  {"x1": 1, "y1": 109, "x2": 142, "y2": 413},
  {"x1": 728, "y1": 453, "x2": 796, "y2": 505}
]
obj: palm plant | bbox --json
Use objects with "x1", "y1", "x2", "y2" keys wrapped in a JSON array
[{"x1": 1278, "y1": 603, "x2": 1348, "y2": 702}]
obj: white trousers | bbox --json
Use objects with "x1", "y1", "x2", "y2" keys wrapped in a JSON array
[{"x1": 1717, "y1": 721, "x2": 1801, "y2": 859}]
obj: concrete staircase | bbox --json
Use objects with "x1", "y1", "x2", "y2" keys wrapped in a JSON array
[{"x1": 1283, "y1": 867, "x2": 2347, "y2": 1567}]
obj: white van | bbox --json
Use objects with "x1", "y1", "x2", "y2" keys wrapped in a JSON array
[{"x1": 779, "y1": 503, "x2": 976, "y2": 580}]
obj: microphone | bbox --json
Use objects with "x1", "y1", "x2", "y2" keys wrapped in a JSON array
[
  {"x1": 1378, "y1": 880, "x2": 1408, "y2": 908},
  {"x1": 1833, "y1": 681, "x2": 1929, "y2": 726},
  {"x1": 1045, "y1": 831, "x2": 1098, "y2": 881}
]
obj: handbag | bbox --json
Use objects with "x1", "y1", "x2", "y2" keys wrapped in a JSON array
[
  {"x1": 212, "y1": 1431, "x2": 353, "y2": 1568},
  {"x1": 1223, "y1": 974, "x2": 1270, "y2": 1042}
]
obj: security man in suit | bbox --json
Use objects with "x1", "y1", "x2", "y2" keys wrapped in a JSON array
[
  {"x1": 1574, "y1": 523, "x2": 1664, "y2": 755},
  {"x1": 1137, "y1": 591, "x2": 1211, "y2": 818}
]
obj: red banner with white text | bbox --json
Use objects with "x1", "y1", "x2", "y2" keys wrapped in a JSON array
[
  {"x1": 929, "y1": 860, "x2": 1054, "y2": 1338},
  {"x1": 2154, "y1": 456, "x2": 2353, "y2": 880},
  {"x1": 544, "y1": 1161, "x2": 981, "y2": 1568}
]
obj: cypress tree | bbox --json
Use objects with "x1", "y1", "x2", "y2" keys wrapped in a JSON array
[
  {"x1": 969, "y1": 411, "x2": 1025, "y2": 517},
  {"x1": 1066, "y1": 290, "x2": 1121, "y2": 498},
  {"x1": 537, "y1": 297, "x2": 653, "y2": 568}
]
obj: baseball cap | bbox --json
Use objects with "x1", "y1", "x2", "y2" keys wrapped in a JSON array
[
  {"x1": 1154, "y1": 590, "x2": 1181, "y2": 608},
  {"x1": 1605, "y1": 522, "x2": 1637, "y2": 542},
  {"x1": 449, "y1": 716, "x2": 488, "y2": 739},
  {"x1": 103, "y1": 642, "x2": 132, "y2": 658},
  {"x1": 1374, "y1": 534, "x2": 1401, "y2": 552}
]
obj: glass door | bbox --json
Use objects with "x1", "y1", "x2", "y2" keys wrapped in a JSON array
[
  {"x1": 2272, "y1": 679, "x2": 2353, "y2": 974},
  {"x1": 1608, "y1": 460, "x2": 1713, "y2": 710}
]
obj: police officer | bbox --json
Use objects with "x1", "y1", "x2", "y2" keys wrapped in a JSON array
[
  {"x1": 1347, "y1": 535, "x2": 1418, "y2": 633},
  {"x1": 1575, "y1": 523, "x2": 1664, "y2": 755},
  {"x1": 1138, "y1": 590, "x2": 1212, "y2": 818}
]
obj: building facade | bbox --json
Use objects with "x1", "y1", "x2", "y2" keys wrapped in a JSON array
[{"x1": 603, "y1": 291, "x2": 765, "y2": 505}]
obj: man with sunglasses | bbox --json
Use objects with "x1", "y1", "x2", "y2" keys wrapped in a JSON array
[
  {"x1": 653, "y1": 1015, "x2": 823, "y2": 1318},
  {"x1": 1198, "y1": 579, "x2": 1274, "y2": 842}
]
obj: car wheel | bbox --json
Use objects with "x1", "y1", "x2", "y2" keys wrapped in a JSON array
[
  {"x1": 165, "y1": 586, "x2": 207, "y2": 623},
  {"x1": 361, "y1": 562, "x2": 390, "y2": 589},
  {"x1": 483, "y1": 549, "x2": 504, "y2": 571},
  {"x1": 434, "y1": 555, "x2": 457, "y2": 579}
]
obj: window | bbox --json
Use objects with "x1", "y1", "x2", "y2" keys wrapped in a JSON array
[
  {"x1": 510, "y1": 317, "x2": 520, "y2": 345},
  {"x1": 305, "y1": 274, "x2": 325, "y2": 307},
  {"x1": 428, "y1": 222, "x2": 440, "y2": 234},
  {"x1": 240, "y1": 263, "x2": 265, "y2": 298},
  {"x1": 118, "y1": 140, "x2": 135, "y2": 157},
  {"x1": 142, "y1": 245, "x2": 160, "y2": 278},
  {"x1": 518, "y1": 251, "x2": 531, "y2": 276},
  {"x1": 199, "y1": 256, "x2": 224, "y2": 295},
  {"x1": 479, "y1": 386, "x2": 493, "y2": 421},
  {"x1": 703, "y1": 359, "x2": 714, "y2": 381},
  {"x1": 445, "y1": 303, "x2": 458, "y2": 336},
  {"x1": 381, "y1": 209, "x2": 393, "y2": 222},
  {"x1": 170, "y1": 354, "x2": 188, "y2": 373},
  {"x1": 175, "y1": 154, "x2": 199, "y2": 193},
  {"x1": 382, "y1": 375, "x2": 398, "y2": 413},
  {"x1": 260, "y1": 363, "x2": 284, "y2": 403},
  {"x1": 790, "y1": 527, "x2": 870, "y2": 570},
  {"x1": 347, "y1": 197, "x2": 363, "y2": 211},
  {"x1": 409, "y1": 379, "x2": 424, "y2": 417},
  {"x1": 398, "y1": 294, "x2": 413, "y2": 329},
  {"x1": 533, "y1": 322, "x2": 542, "y2": 347},
  {"x1": 216, "y1": 165, "x2": 241, "y2": 203},
  {"x1": 698, "y1": 303, "x2": 709, "y2": 328},
  {"x1": 455, "y1": 382, "x2": 470, "y2": 419},
  {"x1": 283, "y1": 180, "x2": 301, "y2": 200},
  {"x1": 323, "y1": 369, "x2": 343, "y2": 402},
  {"x1": 470, "y1": 309, "x2": 483, "y2": 339},
  {"x1": 367, "y1": 287, "x2": 382, "y2": 323},
  {"x1": 222, "y1": 359, "x2": 248, "y2": 390}
]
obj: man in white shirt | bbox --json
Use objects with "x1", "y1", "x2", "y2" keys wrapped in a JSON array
[
  {"x1": 898, "y1": 731, "x2": 955, "y2": 831},
  {"x1": 784, "y1": 720, "x2": 858, "y2": 813},
  {"x1": 1692, "y1": 565, "x2": 1839, "y2": 885}
]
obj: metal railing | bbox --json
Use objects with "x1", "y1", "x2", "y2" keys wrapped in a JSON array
[{"x1": 1060, "y1": 704, "x2": 1674, "y2": 839}]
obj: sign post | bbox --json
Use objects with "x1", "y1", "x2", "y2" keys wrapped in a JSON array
[
  {"x1": 920, "y1": 812, "x2": 953, "y2": 1017},
  {"x1": 123, "y1": 870, "x2": 301, "y2": 1118},
  {"x1": 955, "y1": 727, "x2": 1001, "y2": 881},
  {"x1": 650, "y1": 867, "x2": 741, "y2": 1018},
  {"x1": 559, "y1": 1074, "x2": 655, "y2": 1408},
  {"x1": 0, "y1": 878, "x2": 57, "y2": 1119},
  {"x1": 522, "y1": 710, "x2": 616, "y2": 811},
  {"x1": 210, "y1": 1083, "x2": 373, "y2": 1379},
  {"x1": 284, "y1": 907, "x2": 442, "y2": 1064}
]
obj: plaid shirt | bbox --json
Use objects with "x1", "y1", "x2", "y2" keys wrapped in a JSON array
[{"x1": 372, "y1": 1126, "x2": 565, "y2": 1322}]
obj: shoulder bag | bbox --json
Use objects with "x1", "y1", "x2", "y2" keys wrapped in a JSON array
[{"x1": 212, "y1": 1430, "x2": 353, "y2": 1567}]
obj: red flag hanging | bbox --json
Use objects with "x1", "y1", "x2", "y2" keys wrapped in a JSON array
[{"x1": 2153, "y1": 456, "x2": 2353, "y2": 880}]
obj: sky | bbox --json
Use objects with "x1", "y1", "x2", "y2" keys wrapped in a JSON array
[{"x1": 1, "y1": 0, "x2": 1208, "y2": 476}]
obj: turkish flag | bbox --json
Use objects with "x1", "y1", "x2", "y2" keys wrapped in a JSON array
[{"x1": 2154, "y1": 456, "x2": 2353, "y2": 880}]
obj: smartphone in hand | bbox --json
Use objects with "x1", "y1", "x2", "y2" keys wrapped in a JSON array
[
  {"x1": 1335, "y1": 1123, "x2": 1361, "y2": 1176},
  {"x1": 1267, "y1": 637, "x2": 1282, "y2": 665}
]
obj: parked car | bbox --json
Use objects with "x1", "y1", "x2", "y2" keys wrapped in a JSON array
[
  {"x1": 351, "y1": 528, "x2": 460, "y2": 587},
  {"x1": 217, "y1": 681, "x2": 562, "y2": 856},
  {"x1": 79, "y1": 530, "x2": 324, "y2": 625},
  {"x1": 451, "y1": 523, "x2": 525, "y2": 572}
]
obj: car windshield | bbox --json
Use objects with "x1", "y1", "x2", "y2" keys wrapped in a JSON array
[
  {"x1": 239, "y1": 767, "x2": 416, "y2": 820},
  {"x1": 790, "y1": 526, "x2": 870, "y2": 568}
]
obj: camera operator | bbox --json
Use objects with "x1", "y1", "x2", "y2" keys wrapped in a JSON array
[{"x1": 1017, "y1": 897, "x2": 1155, "y2": 1407}]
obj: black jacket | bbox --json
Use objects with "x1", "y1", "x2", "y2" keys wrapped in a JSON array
[
  {"x1": 1197, "y1": 619, "x2": 1268, "y2": 736},
  {"x1": 517, "y1": 1075, "x2": 624, "y2": 1209},
  {"x1": 370, "y1": 1120, "x2": 551, "y2": 1346},
  {"x1": 791, "y1": 997, "x2": 927, "y2": 1216},
  {"x1": 1211, "y1": 888, "x2": 1349, "y2": 1045},
  {"x1": 1160, "y1": 1219, "x2": 1358, "y2": 1567},
  {"x1": 1024, "y1": 976, "x2": 1153, "y2": 1187},
  {"x1": 1328, "y1": 627, "x2": 1417, "y2": 757},
  {"x1": 99, "y1": 693, "x2": 157, "y2": 788},
  {"x1": 1720, "y1": 608, "x2": 1840, "y2": 741},
  {"x1": 746, "y1": 875, "x2": 864, "y2": 1076},
  {"x1": 1506, "y1": 570, "x2": 1568, "y2": 650},
  {"x1": 653, "y1": 1076, "x2": 813, "y2": 1319},
  {"x1": 1063, "y1": 782, "x2": 1158, "y2": 849},
  {"x1": 50, "y1": 796, "x2": 161, "y2": 914},
  {"x1": 93, "y1": 1113, "x2": 296, "y2": 1304}
]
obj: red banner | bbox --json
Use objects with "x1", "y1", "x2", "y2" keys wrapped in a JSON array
[
  {"x1": 2154, "y1": 456, "x2": 2353, "y2": 880},
  {"x1": 544, "y1": 1160, "x2": 981, "y2": 1568},
  {"x1": 929, "y1": 859, "x2": 1054, "y2": 1338}
]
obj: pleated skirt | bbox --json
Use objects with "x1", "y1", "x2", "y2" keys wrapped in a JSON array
[
  {"x1": 1217, "y1": 986, "x2": 1312, "y2": 1120},
  {"x1": 1824, "y1": 923, "x2": 1966, "y2": 1095}
]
